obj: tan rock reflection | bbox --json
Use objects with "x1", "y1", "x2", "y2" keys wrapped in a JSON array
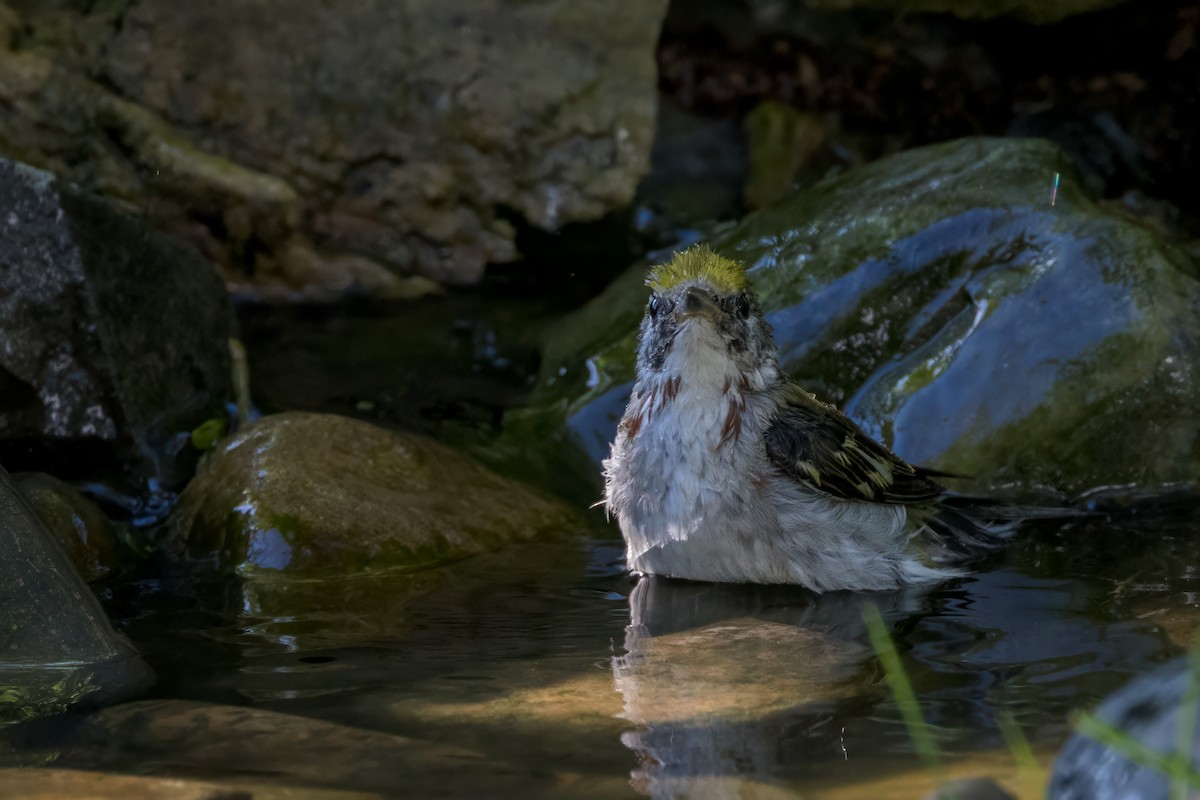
[
  {"x1": 613, "y1": 577, "x2": 875, "y2": 797},
  {"x1": 616, "y1": 618, "x2": 864, "y2": 725}
]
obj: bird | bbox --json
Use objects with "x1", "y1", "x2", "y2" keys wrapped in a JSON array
[{"x1": 602, "y1": 244, "x2": 1014, "y2": 591}]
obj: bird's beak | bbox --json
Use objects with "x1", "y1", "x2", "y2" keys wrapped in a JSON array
[{"x1": 677, "y1": 287, "x2": 721, "y2": 321}]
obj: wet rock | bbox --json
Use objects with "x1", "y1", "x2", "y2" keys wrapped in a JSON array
[
  {"x1": 522, "y1": 138, "x2": 1200, "y2": 497},
  {"x1": 0, "y1": 769, "x2": 377, "y2": 800},
  {"x1": 0, "y1": 465, "x2": 152, "y2": 723},
  {"x1": 0, "y1": 159, "x2": 233, "y2": 488},
  {"x1": 0, "y1": 0, "x2": 667, "y2": 292},
  {"x1": 74, "y1": 700, "x2": 516, "y2": 796},
  {"x1": 1049, "y1": 658, "x2": 1200, "y2": 800},
  {"x1": 12, "y1": 472, "x2": 120, "y2": 583},
  {"x1": 169, "y1": 412, "x2": 577, "y2": 576}
]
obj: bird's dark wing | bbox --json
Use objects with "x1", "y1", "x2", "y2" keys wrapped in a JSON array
[{"x1": 763, "y1": 385, "x2": 943, "y2": 505}]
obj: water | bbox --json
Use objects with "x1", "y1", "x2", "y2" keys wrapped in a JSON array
[{"x1": 4, "y1": 509, "x2": 1196, "y2": 797}]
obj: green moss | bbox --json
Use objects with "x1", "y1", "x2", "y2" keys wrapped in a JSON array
[{"x1": 190, "y1": 417, "x2": 228, "y2": 451}]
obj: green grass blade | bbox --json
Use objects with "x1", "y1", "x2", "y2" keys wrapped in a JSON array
[
  {"x1": 996, "y1": 708, "x2": 1040, "y2": 779},
  {"x1": 862, "y1": 601, "x2": 942, "y2": 773},
  {"x1": 1076, "y1": 712, "x2": 1200, "y2": 789}
]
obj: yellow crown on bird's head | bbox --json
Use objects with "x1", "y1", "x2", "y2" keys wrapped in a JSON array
[{"x1": 646, "y1": 245, "x2": 748, "y2": 295}]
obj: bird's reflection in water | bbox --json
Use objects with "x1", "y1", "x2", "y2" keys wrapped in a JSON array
[{"x1": 612, "y1": 576, "x2": 928, "y2": 798}]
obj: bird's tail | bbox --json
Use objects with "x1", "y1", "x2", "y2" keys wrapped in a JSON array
[{"x1": 920, "y1": 495, "x2": 1091, "y2": 563}]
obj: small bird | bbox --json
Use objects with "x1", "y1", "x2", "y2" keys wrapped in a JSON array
[{"x1": 603, "y1": 245, "x2": 1012, "y2": 591}]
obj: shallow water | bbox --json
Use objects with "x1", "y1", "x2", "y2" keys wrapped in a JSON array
[{"x1": 4, "y1": 508, "x2": 1197, "y2": 797}]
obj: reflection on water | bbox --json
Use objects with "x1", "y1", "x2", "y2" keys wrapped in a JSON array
[
  {"x1": 614, "y1": 578, "x2": 880, "y2": 797},
  {"x1": 2, "y1": 515, "x2": 1197, "y2": 796}
]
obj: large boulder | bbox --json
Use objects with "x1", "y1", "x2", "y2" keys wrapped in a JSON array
[
  {"x1": 169, "y1": 412, "x2": 577, "y2": 576},
  {"x1": 0, "y1": 159, "x2": 233, "y2": 488},
  {"x1": 0, "y1": 0, "x2": 667, "y2": 293},
  {"x1": 0, "y1": 465, "x2": 152, "y2": 723},
  {"x1": 517, "y1": 137, "x2": 1200, "y2": 498}
]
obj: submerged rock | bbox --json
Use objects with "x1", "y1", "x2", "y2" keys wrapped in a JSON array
[
  {"x1": 1049, "y1": 658, "x2": 1200, "y2": 800},
  {"x1": 0, "y1": 465, "x2": 152, "y2": 723},
  {"x1": 13, "y1": 472, "x2": 120, "y2": 583},
  {"x1": 0, "y1": 0, "x2": 667, "y2": 292},
  {"x1": 521, "y1": 138, "x2": 1200, "y2": 497},
  {"x1": 0, "y1": 159, "x2": 233, "y2": 488},
  {"x1": 169, "y1": 412, "x2": 576, "y2": 576},
  {"x1": 0, "y1": 769, "x2": 376, "y2": 800},
  {"x1": 73, "y1": 700, "x2": 518, "y2": 796}
]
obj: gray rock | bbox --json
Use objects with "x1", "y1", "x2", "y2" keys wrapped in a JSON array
[
  {"x1": 0, "y1": 464, "x2": 152, "y2": 723},
  {"x1": 0, "y1": 0, "x2": 668, "y2": 291},
  {"x1": 1049, "y1": 658, "x2": 1200, "y2": 800},
  {"x1": 519, "y1": 138, "x2": 1200, "y2": 498},
  {"x1": 0, "y1": 159, "x2": 233, "y2": 488}
]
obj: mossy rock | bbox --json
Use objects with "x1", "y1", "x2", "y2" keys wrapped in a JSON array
[
  {"x1": 169, "y1": 412, "x2": 578, "y2": 577},
  {"x1": 516, "y1": 137, "x2": 1200, "y2": 497},
  {"x1": 14, "y1": 472, "x2": 120, "y2": 583}
]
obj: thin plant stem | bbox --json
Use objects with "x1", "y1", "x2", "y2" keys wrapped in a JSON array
[
  {"x1": 996, "y1": 708, "x2": 1040, "y2": 780},
  {"x1": 862, "y1": 601, "x2": 943, "y2": 774}
]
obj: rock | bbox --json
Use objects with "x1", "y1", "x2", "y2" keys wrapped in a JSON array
[
  {"x1": 169, "y1": 412, "x2": 576, "y2": 576},
  {"x1": 0, "y1": 769, "x2": 379, "y2": 800},
  {"x1": 0, "y1": 159, "x2": 233, "y2": 488},
  {"x1": 12, "y1": 472, "x2": 120, "y2": 583},
  {"x1": 1049, "y1": 658, "x2": 1200, "y2": 799},
  {"x1": 805, "y1": 751, "x2": 1039, "y2": 800},
  {"x1": 0, "y1": 465, "x2": 152, "y2": 723},
  {"x1": 520, "y1": 138, "x2": 1200, "y2": 497},
  {"x1": 747, "y1": 0, "x2": 1129, "y2": 25},
  {"x1": 0, "y1": 1, "x2": 667, "y2": 292},
  {"x1": 72, "y1": 700, "x2": 519, "y2": 796},
  {"x1": 925, "y1": 777, "x2": 1016, "y2": 800}
]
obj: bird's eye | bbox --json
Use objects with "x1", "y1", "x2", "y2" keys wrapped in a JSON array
[
  {"x1": 648, "y1": 295, "x2": 662, "y2": 318},
  {"x1": 733, "y1": 294, "x2": 750, "y2": 319}
]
